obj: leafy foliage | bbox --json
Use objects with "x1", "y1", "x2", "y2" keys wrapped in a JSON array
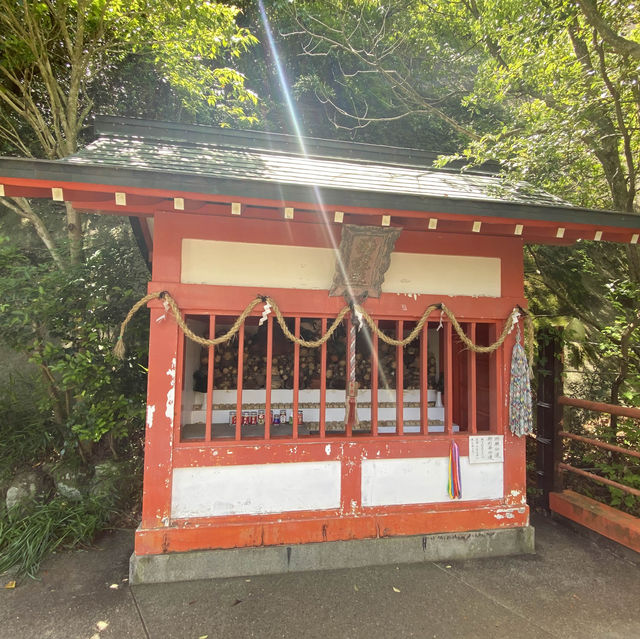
[
  {"x1": 277, "y1": 0, "x2": 640, "y2": 415},
  {"x1": 0, "y1": 372, "x2": 57, "y2": 486},
  {"x1": 0, "y1": 226, "x2": 149, "y2": 454},
  {"x1": 0, "y1": 496, "x2": 115, "y2": 578},
  {"x1": 0, "y1": 0, "x2": 259, "y2": 159}
]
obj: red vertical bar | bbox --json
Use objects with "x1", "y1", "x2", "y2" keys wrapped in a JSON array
[
  {"x1": 235, "y1": 321, "x2": 244, "y2": 441},
  {"x1": 293, "y1": 317, "x2": 300, "y2": 439},
  {"x1": 419, "y1": 322, "x2": 428, "y2": 435},
  {"x1": 493, "y1": 323, "x2": 503, "y2": 434},
  {"x1": 346, "y1": 319, "x2": 353, "y2": 438},
  {"x1": 371, "y1": 320, "x2": 379, "y2": 437},
  {"x1": 174, "y1": 331, "x2": 185, "y2": 442},
  {"x1": 320, "y1": 317, "x2": 327, "y2": 438},
  {"x1": 396, "y1": 321, "x2": 404, "y2": 435},
  {"x1": 468, "y1": 322, "x2": 477, "y2": 434},
  {"x1": 140, "y1": 307, "x2": 179, "y2": 530},
  {"x1": 205, "y1": 315, "x2": 215, "y2": 441},
  {"x1": 264, "y1": 314, "x2": 273, "y2": 440},
  {"x1": 444, "y1": 322, "x2": 453, "y2": 435}
]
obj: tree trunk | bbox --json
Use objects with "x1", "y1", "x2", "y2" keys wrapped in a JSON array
[
  {"x1": 1, "y1": 197, "x2": 64, "y2": 268},
  {"x1": 65, "y1": 202, "x2": 82, "y2": 263}
]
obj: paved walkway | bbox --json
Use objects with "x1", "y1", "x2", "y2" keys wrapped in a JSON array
[{"x1": 1, "y1": 513, "x2": 638, "y2": 639}]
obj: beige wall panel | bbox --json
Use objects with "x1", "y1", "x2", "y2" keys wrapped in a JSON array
[
  {"x1": 181, "y1": 239, "x2": 501, "y2": 297},
  {"x1": 182, "y1": 239, "x2": 335, "y2": 289},
  {"x1": 382, "y1": 252, "x2": 501, "y2": 297}
]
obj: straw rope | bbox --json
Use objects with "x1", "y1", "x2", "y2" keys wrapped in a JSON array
[{"x1": 114, "y1": 291, "x2": 535, "y2": 365}]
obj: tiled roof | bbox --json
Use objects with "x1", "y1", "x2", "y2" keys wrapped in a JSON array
[{"x1": 61, "y1": 117, "x2": 567, "y2": 209}]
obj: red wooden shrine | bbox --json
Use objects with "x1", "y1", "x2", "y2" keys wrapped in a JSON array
[{"x1": 2, "y1": 116, "x2": 639, "y2": 581}]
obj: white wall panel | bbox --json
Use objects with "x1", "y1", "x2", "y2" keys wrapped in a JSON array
[
  {"x1": 171, "y1": 461, "x2": 341, "y2": 518},
  {"x1": 361, "y1": 457, "x2": 503, "y2": 507}
]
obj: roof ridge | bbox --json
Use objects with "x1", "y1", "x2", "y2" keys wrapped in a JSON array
[{"x1": 92, "y1": 115, "x2": 501, "y2": 175}]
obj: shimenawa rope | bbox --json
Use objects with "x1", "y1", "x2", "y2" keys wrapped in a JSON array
[{"x1": 114, "y1": 291, "x2": 534, "y2": 364}]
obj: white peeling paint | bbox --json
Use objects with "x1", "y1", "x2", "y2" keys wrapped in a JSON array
[
  {"x1": 166, "y1": 358, "x2": 176, "y2": 381},
  {"x1": 146, "y1": 405, "x2": 156, "y2": 430},
  {"x1": 494, "y1": 507, "x2": 524, "y2": 520},
  {"x1": 165, "y1": 358, "x2": 176, "y2": 423}
]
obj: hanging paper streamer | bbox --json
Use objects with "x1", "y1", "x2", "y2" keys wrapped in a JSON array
[
  {"x1": 509, "y1": 324, "x2": 533, "y2": 437},
  {"x1": 448, "y1": 441, "x2": 462, "y2": 499},
  {"x1": 259, "y1": 300, "x2": 272, "y2": 326}
]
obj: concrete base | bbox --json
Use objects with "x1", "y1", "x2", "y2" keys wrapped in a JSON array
[{"x1": 130, "y1": 525, "x2": 535, "y2": 584}]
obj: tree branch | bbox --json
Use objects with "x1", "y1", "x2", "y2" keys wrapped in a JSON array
[
  {"x1": 576, "y1": 0, "x2": 640, "y2": 60},
  {"x1": 0, "y1": 197, "x2": 63, "y2": 268}
]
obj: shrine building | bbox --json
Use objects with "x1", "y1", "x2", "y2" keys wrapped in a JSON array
[{"x1": 1, "y1": 116, "x2": 639, "y2": 583}]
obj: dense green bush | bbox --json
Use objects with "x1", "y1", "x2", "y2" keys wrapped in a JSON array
[
  {"x1": 0, "y1": 230, "x2": 149, "y2": 457},
  {"x1": 0, "y1": 373, "x2": 56, "y2": 486},
  {"x1": 0, "y1": 225, "x2": 149, "y2": 578}
]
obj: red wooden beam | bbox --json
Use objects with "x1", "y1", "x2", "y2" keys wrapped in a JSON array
[
  {"x1": 174, "y1": 330, "x2": 186, "y2": 442},
  {"x1": 549, "y1": 490, "x2": 640, "y2": 553},
  {"x1": 444, "y1": 322, "x2": 453, "y2": 435},
  {"x1": 264, "y1": 315, "x2": 273, "y2": 441},
  {"x1": 559, "y1": 431, "x2": 640, "y2": 459},
  {"x1": 371, "y1": 321, "x2": 379, "y2": 437},
  {"x1": 396, "y1": 320, "x2": 404, "y2": 436},
  {"x1": 468, "y1": 322, "x2": 477, "y2": 435},
  {"x1": 293, "y1": 317, "x2": 300, "y2": 440},
  {"x1": 235, "y1": 322, "x2": 244, "y2": 441},
  {"x1": 490, "y1": 323, "x2": 501, "y2": 434},
  {"x1": 205, "y1": 316, "x2": 215, "y2": 441},
  {"x1": 559, "y1": 463, "x2": 640, "y2": 497},
  {"x1": 419, "y1": 322, "x2": 428, "y2": 436},
  {"x1": 320, "y1": 318, "x2": 327, "y2": 438},
  {"x1": 558, "y1": 396, "x2": 640, "y2": 419}
]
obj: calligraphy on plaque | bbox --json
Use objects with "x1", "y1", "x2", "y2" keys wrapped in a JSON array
[{"x1": 468, "y1": 436, "x2": 504, "y2": 464}]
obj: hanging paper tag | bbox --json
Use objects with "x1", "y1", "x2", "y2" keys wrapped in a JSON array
[
  {"x1": 507, "y1": 308, "x2": 521, "y2": 334},
  {"x1": 354, "y1": 306, "x2": 364, "y2": 330},
  {"x1": 437, "y1": 310, "x2": 444, "y2": 331},
  {"x1": 155, "y1": 298, "x2": 170, "y2": 323},
  {"x1": 259, "y1": 301, "x2": 272, "y2": 326}
]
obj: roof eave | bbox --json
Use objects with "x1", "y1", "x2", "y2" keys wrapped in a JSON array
[{"x1": 1, "y1": 156, "x2": 639, "y2": 232}]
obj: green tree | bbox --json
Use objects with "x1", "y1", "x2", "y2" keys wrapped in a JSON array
[
  {"x1": 0, "y1": 0, "x2": 259, "y2": 458},
  {"x1": 0, "y1": 0, "x2": 258, "y2": 263},
  {"x1": 283, "y1": 0, "x2": 640, "y2": 413},
  {"x1": 0, "y1": 228, "x2": 150, "y2": 458}
]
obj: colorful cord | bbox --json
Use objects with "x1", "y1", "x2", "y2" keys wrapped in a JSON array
[{"x1": 448, "y1": 441, "x2": 462, "y2": 499}]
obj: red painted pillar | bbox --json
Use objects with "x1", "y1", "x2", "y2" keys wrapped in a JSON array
[
  {"x1": 139, "y1": 304, "x2": 180, "y2": 533},
  {"x1": 502, "y1": 330, "x2": 528, "y2": 514}
]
